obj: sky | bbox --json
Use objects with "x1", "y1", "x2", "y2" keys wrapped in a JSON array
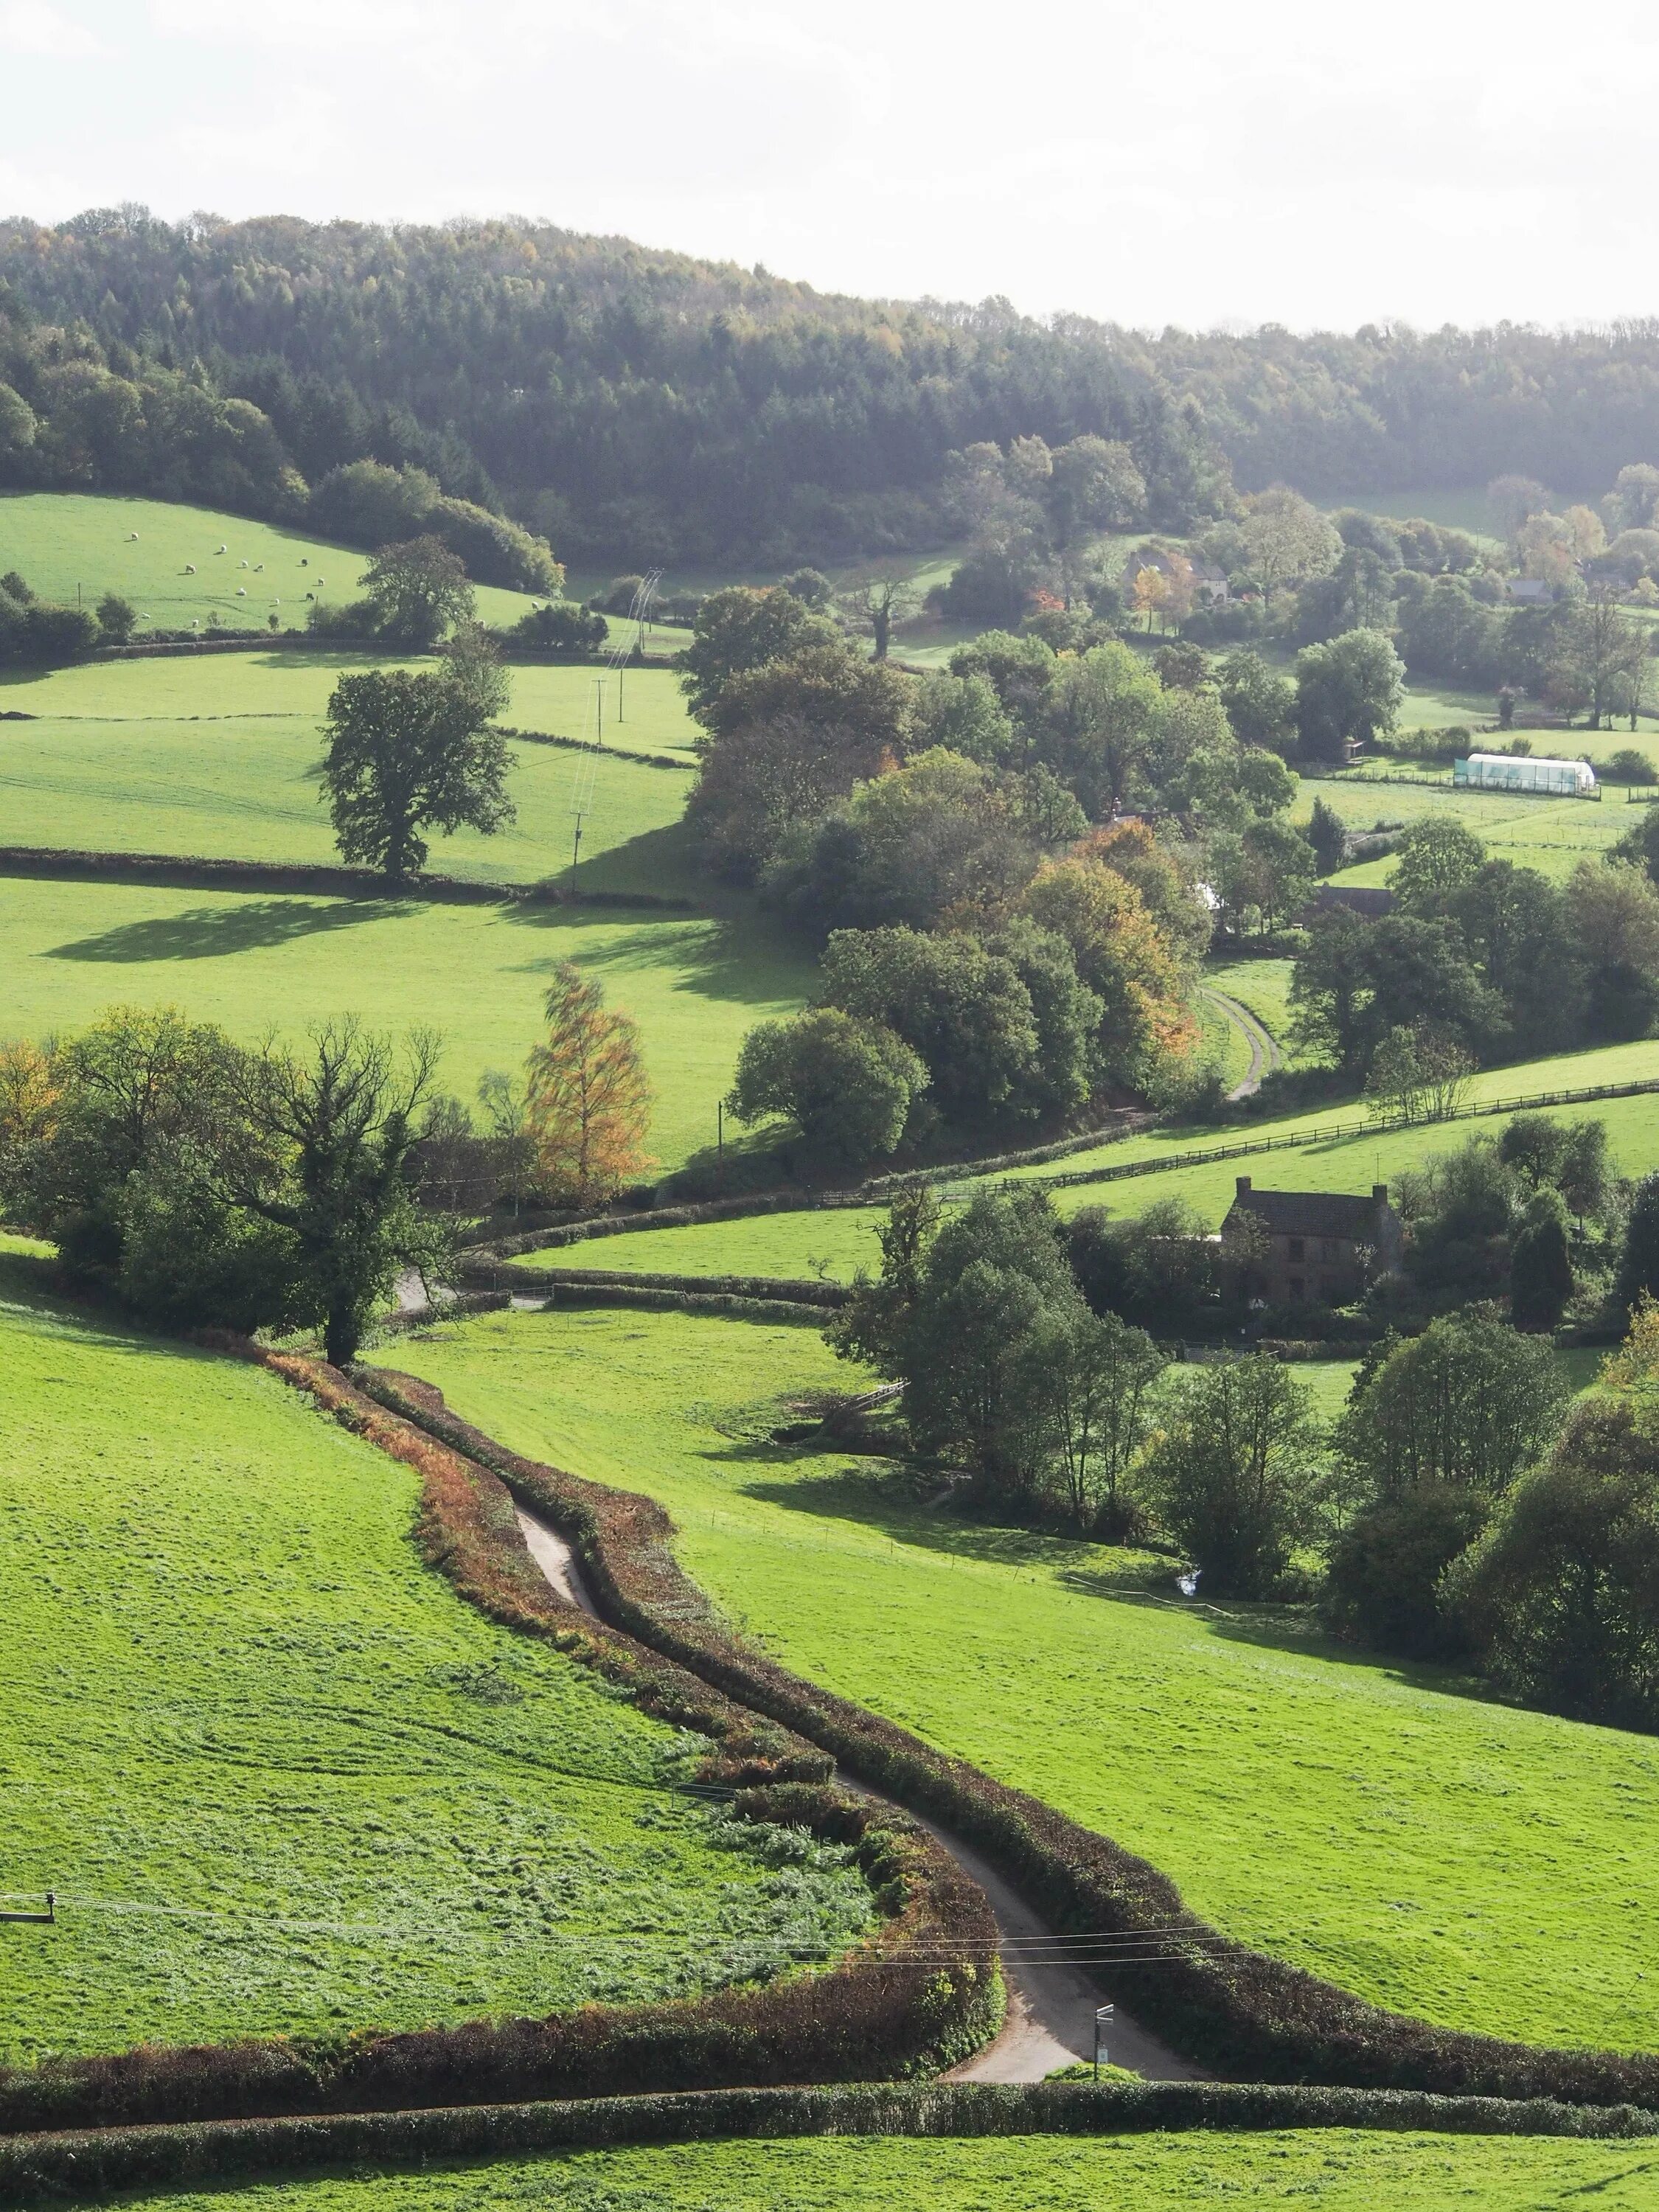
[{"x1": 2, "y1": 0, "x2": 1656, "y2": 333}]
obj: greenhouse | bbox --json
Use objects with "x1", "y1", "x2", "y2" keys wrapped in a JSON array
[{"x1": 1454, "y1": 752, "x2": 1599, "y2": 796}]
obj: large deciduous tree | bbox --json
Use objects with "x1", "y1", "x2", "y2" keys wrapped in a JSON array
[
  {"x1": 361, "y1": 534, "x2": 476, "y2": 648},
  {"x1": 1139, "y1": 1354, "x2": 1326, "y2": 1597},
  {"x1": 321, "y1": 654, "x2": 515, "y2": 884}
]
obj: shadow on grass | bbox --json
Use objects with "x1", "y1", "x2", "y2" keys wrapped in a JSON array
[
  {"x1": 499, "y1": 895, "x2": 815, "y2": 1009},
  {"x1": 45, "y1": 897, "x2": 407, "y2": 963},
  {"x1": 728, "y1": 1447, "x2": 1162, "y2": 1589}
]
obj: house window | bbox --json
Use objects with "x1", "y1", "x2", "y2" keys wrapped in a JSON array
[
  {"x1": 1288, "y1": 1278, "x2": 1306, "y2": 1302},
  {"x1": 1287, "y1": 1237, "x2": 1305, "y2": 1262}
]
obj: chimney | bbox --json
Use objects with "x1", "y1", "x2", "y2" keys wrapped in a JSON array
[
  {"x1": 1236, "y1": 1176, "x2": 1252, "y2": 1196},
  {"x1": 1373, "y1": 1183, "x2": 1388, "y2": 1202}
]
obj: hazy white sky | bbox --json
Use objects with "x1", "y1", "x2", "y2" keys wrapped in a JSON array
[{"x1": 2, "y1": 0, "x2": 1654, "y2": 332}]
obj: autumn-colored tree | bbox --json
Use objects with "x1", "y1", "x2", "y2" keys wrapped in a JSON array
[
  {"x1": 1021, "y1": 855, "x2": 1194, "y2": 1083},
  {"x1": 526, "y1": 963, "x2": 653, "y2": 1204},
  {"x1": 1130, "y1": 564, "x2": 1168, "y2": 633}
]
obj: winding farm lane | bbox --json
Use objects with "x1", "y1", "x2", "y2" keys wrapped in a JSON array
[
  {"x1": 510, "y1": 1500, "x2": 1200, "y2": 2087},
  {"x1": 1200, "y1": 985, "x2": 1285, "y2": 1101}
]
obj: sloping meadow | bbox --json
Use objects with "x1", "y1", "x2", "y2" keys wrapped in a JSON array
[{"x1": 0, "y1": 1253, "x2": 874, "y2": 2065}]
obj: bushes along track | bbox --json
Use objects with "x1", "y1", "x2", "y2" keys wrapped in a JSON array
[
  {"x1": 8, "y1": 2080, "x2": 1659, "y2": 2205},
  {"x1": 356, "y1": 1363, "x2": 1659, "y2": 2112},
  {"x1": 0, "y1": 1346, "x2": 997, "y2": 2136}
]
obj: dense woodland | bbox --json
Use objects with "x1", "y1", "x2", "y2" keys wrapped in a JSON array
[{"x1": 12, "y1": 209, "x2": 1659, "y2": 564}]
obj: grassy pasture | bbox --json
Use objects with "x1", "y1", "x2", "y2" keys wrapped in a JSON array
[
  {"x1": 0, "y1": 1261, "x2": 871, "y2": 2064},
  {"x1": 386, "y1": 1305, "x2": 1659, "y2": 2051},
  {"x1": 1299, "y1": 773, "x2": 1635, "y2": 885},
  {"x1": 507, "y1": 1036, "x2": 1659, "y2": 1281},
  {"x1": 113, "y1": 2128, "x2": 1659, "y2": 2210},
  {"x1": 1324, "y1": 487, "x2": 1509, "y2": 540},
  {"x1": 1205, "y1": 956, "x2": 1306, "y2": 1065},
  {"x1": 0, "y1": 650, "x2": 700, "y2": 766},
  {"x1": 0, "y1": 878, "x2": 813, "y2": 1169},
  {"x1": 0, "y1": 718, "x2": 695, "y2": 896},
  {"x1": 0, "y1": 491, "x2": 549, "y2": 633}
]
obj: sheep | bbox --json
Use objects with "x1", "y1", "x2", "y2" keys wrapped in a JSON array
[
  {"x1": 300, "y1": 557, "x2": 308, "y2": 567},
  {"x1": 238, "y1": 558, "x2": 248, "y2": 568},
  {"x1": 236, "y1": 586, "x2": 248, "y2": 597},
  {"x1": 216, "y1": 543, "x2": 226, "y2": 554},
  {"x1": 316, "y1": 577, "x2": 325, "y2": 586},
  {"x1": 184, "y1": 564, "x2": 196, "y2": 574},
  {"x1": 128, "y1": 532, "x2": 139, "y2": 542},
  {"x1": 254, "y1": 563, "x2": 264, "y2": 573}
]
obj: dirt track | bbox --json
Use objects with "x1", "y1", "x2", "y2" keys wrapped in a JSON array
[{"x1": 512, "y1": 1500, "x2": 1200, "y2": 2086}]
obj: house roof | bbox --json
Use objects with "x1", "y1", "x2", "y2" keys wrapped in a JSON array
[
  {"x1": 1225, "y1": 1184, "x2": 1391, "y2": 1240},
  {"x1": 1303, "y1": 884, "x2": 1396, "y2": 919}
]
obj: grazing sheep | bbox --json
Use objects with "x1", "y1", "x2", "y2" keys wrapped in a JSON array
[
  {"x1": 184, "y1": 564, "x2": 196, "y2": 574},
  {"x1": 236, "y1": 586, "x2": 247, "y2": 597},
  {"x1": 305, "y1": 591, "x2": 315, "y2": 601},
  {"x1": 128, "y1": 532, "x2": 139, "y2": 541},
  {"x1": 216, "y1": 543, "x2": 226, "y2": 554},
  {"x1": 238, "y1": 559, "x2": 248, "y2": 568},
  {"x1": 316, "y1": 577, "x2": 325, "y2": 586},
  {"x1": 300, "y1": 557, "x2": 308, "y2": 566},
  {"x1": 254, "y1": 563, "x2": 264, "y2": 573}
]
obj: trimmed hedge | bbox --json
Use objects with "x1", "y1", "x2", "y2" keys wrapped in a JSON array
[
  {"x1": 0, "y1": 848, "x2": 506, "y2": 903},
  {"x1": 474, "y1": 1118, "x2": 1155, "y2": 1265},
  {"x1": 497, "y1": 725, "x2": 693, "y2": 772},
  {"x1": 0, "y1": 849, "x2": 691, "y2": 913},
  {"x1": 499, "y1": 1267, "x2": 845, "y2": 1308},
  {"x1": 363, "y1": 1366, "x2": 1659, "y2": 2112},
  {"x1": 0, "y1": 1350, "x2": 997, "y2": 2138},
  {"x1": 499, "y1": 1280, "x2": 833, "y2": 1326},
  {"x1": 6, "y1": 2079, "x2": 1659, "y2": 2204}
]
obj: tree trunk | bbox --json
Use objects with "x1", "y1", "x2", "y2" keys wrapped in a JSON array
[
  {"x1": 872, "y1": 608, "x2": 891, "y2": 660},
  {"x1": 325, "y1": 1302, "x2": 361, "y2": 1369}
]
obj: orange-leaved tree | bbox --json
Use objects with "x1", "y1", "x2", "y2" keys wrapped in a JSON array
[
  {"x1": 525, "y1": 962, "x2": 653, "y2": 1206},
  {"x1": 1021, "y1": 854, "x2": 1195, "y2": 1085}
]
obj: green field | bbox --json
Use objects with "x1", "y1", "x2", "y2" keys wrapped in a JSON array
[
  {"x1": 0, "y1": 718, "x2": 695, "y2": 894},
  {"x1": 385, "y1": 1305, "x2": 1659, "y2": 2053},
  {"x1": 509, "y1": 1037, "x2": 1659, "y2": 1281},
  {"x1": 1206, "y1": 956, "x2": 1306, "y2": 1065},
  {"x1": 0, "y1": 1258, "x2": 871, "y2": 2064},
  {"x1": 1299, "y1": 773, "x2": 1636, "y2": 885},
  {"x1": 0, "y1": 649, "x2": 700, "y2": 765},
  {"x1": 108, "y1": 2128, "x2": 1659, "y2": 2211},
  {"x1": 0, "y1": 491, "x2": 550, "y2": 633},
  {"x1": 1324, "y1": 487, "x2": 1509, "y2": 540},
  {"x1": 0, "y1": 877, "x2": 813, "y2": 1169}
]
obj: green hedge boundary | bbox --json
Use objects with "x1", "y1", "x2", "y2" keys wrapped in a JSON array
[
  {"x1": 360, "y1": 1366, "x2": 1659, "y2": 2113},
  {"x1": 7, "y1": 2079, "x2": 1659, "y2": 2205},
  {"x1": 0, "y1": 848, "x2": 691, "y2": 913},
  {"x1": 0, "y1": 1353, "x2": 997, "y2": 2138}
]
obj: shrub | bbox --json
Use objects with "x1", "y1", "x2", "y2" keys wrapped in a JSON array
[
  {"x1": 1323, "y1": 1486, "x2": 1488, "y2": 1657},
  {"x1": 727, "y1": 1009, "x2": 927, "y2": 1166}
]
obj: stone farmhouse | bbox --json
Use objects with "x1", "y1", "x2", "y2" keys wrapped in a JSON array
[{"x1": 1222, "y1": 1178, "x2": 1405, "y2": 1308}]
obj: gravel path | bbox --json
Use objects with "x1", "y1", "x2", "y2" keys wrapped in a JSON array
[
  {"x1": 509, "y1": 1500, "x2": 1200, "y2": 2086},
  {"x1": 1200, "y1": 985, "x2": 1284, "y2": 1101}
]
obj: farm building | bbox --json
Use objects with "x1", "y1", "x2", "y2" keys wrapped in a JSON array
[
  {"x1": 1223, "y1": 1178, "x2": 1404, "y2": 1307},
  {"x1": 1454, "y1": 752, "x2": 1597, "y2": 796}
]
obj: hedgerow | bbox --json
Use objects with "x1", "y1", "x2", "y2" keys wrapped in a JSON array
[
  {"x1": 5, "y1": 2079, "x2": 1659, "y2": 2205},
  {"x1": 0, "y1": 1347, "x2": 996, "y2": 2138},
  {"x1": 361, "y1": 1363, "x2": 1659, "y2": 2112}
]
